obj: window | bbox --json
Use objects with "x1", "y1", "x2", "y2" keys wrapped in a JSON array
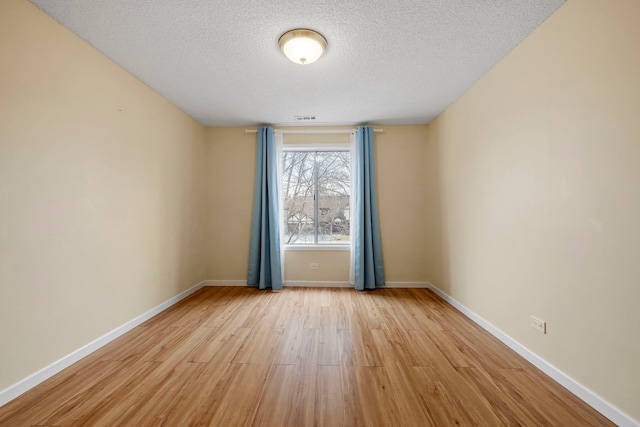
[{"x1": 281, "y1": 150, "x2": 351, "y2": 245}]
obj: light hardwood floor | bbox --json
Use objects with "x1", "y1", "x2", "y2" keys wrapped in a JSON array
[{"x1": 0, "y1": 287, "x2": 614, "y2": 426}]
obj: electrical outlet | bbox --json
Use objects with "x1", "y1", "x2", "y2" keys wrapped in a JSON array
[
  {"x1": 309, "y1": 263, "x2": 319, "y2": 270},
  {"x1": 530, "y1": 316, "x2": 546, "y2": 334}
]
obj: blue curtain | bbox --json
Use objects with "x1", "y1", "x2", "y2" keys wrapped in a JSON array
[
  {"x1": 247, "y1": 127, "x2": 283, "y2": 290},
  {"x1": 354, "y1": 126, "x2": 385, "y2": 290}
]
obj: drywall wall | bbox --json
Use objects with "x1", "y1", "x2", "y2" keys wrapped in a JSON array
[
  {"x1": 376, "y1": 126, "x2": 433, "y2": 283},
  {"x1": 426, "y1": 0, "x2": 639, "y2": 420},
  {"x1": 283, "y1": 250, "x2": 351, "y2": 283},
  {"x1": 0, "y1": 0, "x2": 206, "y2": 392},
  {"x1": 205, "y1": 125, "x2": 431, "y2": 284},
  {"x1": 204, "y1": 127, "x2": 256, "y2": 281}
]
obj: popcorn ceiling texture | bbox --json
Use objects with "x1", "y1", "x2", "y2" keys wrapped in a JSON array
[{"x1": 30, "y1": 0, "x2": 565, "y2": 126}]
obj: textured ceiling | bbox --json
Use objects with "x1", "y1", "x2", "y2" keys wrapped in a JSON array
[{"x1": 30, "y1": 0, "x2": 565, "y2": 126}]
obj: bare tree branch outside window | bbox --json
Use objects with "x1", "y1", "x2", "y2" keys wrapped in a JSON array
[{"x1": 282, "y1": 151, "x2": 350, "y2": 244}]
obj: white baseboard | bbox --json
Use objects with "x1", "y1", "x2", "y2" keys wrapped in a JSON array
[
  {"x1": 426, "y1": 283, "x2": 639, "y2": 427},
  {"x1": 203, "y1": 280, "x2": 247, "y2": 287},
  {"x1": 203, "y1": 280, "x2": 429, "y2": 289},
  {"x1": 385, "y1": 281, "x2": 429, "y2": 288},
  {"x1": 0, "y1": 280, "x2": 208, "y2": 408},
  {"x1": 284, "y1": 281, "x2": 353, "y2": 288}
]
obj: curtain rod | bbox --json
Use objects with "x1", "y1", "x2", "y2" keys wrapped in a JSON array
[{"x1": 244, "y1": 129, "x2": 383, "y2": 134}]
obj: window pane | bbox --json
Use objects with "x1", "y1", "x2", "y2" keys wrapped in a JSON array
[
  {"x1": 281, "y1": 150, "x2": 351, "y2": 245},
  {"x1": 317, "y1": 151, "x2": 350, "y2": 244},
  {"x1": 282, "y1": 152, "x2": 315, "y2": 244}
]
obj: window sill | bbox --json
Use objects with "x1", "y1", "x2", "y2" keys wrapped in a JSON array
[{"x1": 284, "y1": 244, "x2": 351, "y2": 251}]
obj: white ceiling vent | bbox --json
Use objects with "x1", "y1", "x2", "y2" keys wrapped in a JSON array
[{"x1": 294, "y1": 115, "x2": 317, "y2": 121}]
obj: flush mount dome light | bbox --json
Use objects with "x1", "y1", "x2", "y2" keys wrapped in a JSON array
[{"x1": 279, "y1": 29, "x2": 327, "y2": 65}]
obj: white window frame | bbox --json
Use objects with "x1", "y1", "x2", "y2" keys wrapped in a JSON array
[{"x1": 279, "y1": 143, "x2": 354, "y2": 251}]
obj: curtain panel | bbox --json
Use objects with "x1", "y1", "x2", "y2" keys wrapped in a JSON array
[
  {"x1": 353, "y1": 126, "x2": 385, "y2": 290},
  {"x1": 247, "y1": 127, "x2": 283, "y2": 290}
]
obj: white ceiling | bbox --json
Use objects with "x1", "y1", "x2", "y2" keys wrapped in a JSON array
[{"x1": 30, "y1": 0, "x2": 565, "y2": 127}]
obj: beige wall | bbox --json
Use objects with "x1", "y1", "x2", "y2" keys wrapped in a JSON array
[
  {"x1": 205, "y1": 125, "x2": 431, "y2": 283},
  {"x1": 284, "y1": 250, "x2": 351, "y2": 283},
  {"x1": 0, "y1": 0, "x2": 206, "y2": 392},
  {"x1": 376, "y1": 126, "x2": 433, "y2": 283},
  {"x1": 426, "y1": 0, "x2": 640, "y2": 419},
  {"x1": 204, "y1": 127, "x2": 255, "y2": 280}
]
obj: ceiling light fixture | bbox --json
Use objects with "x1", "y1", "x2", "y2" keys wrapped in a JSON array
[{"x1": 279, "y1": 29, "x2": 327, "y2": 65}]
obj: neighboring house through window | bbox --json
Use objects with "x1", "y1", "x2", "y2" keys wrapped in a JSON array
[{"x1": 281, "y1": 149, "x2": 351, "y2": 246}]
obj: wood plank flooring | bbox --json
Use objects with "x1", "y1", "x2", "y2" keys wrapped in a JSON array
[{"x1": 0, "y1": 287, "x2": 615, "y2": 426}]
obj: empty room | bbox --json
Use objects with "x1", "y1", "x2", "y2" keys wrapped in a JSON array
[{"x1": 0, "y1": 0, "x2": 638, "y2": 425}]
